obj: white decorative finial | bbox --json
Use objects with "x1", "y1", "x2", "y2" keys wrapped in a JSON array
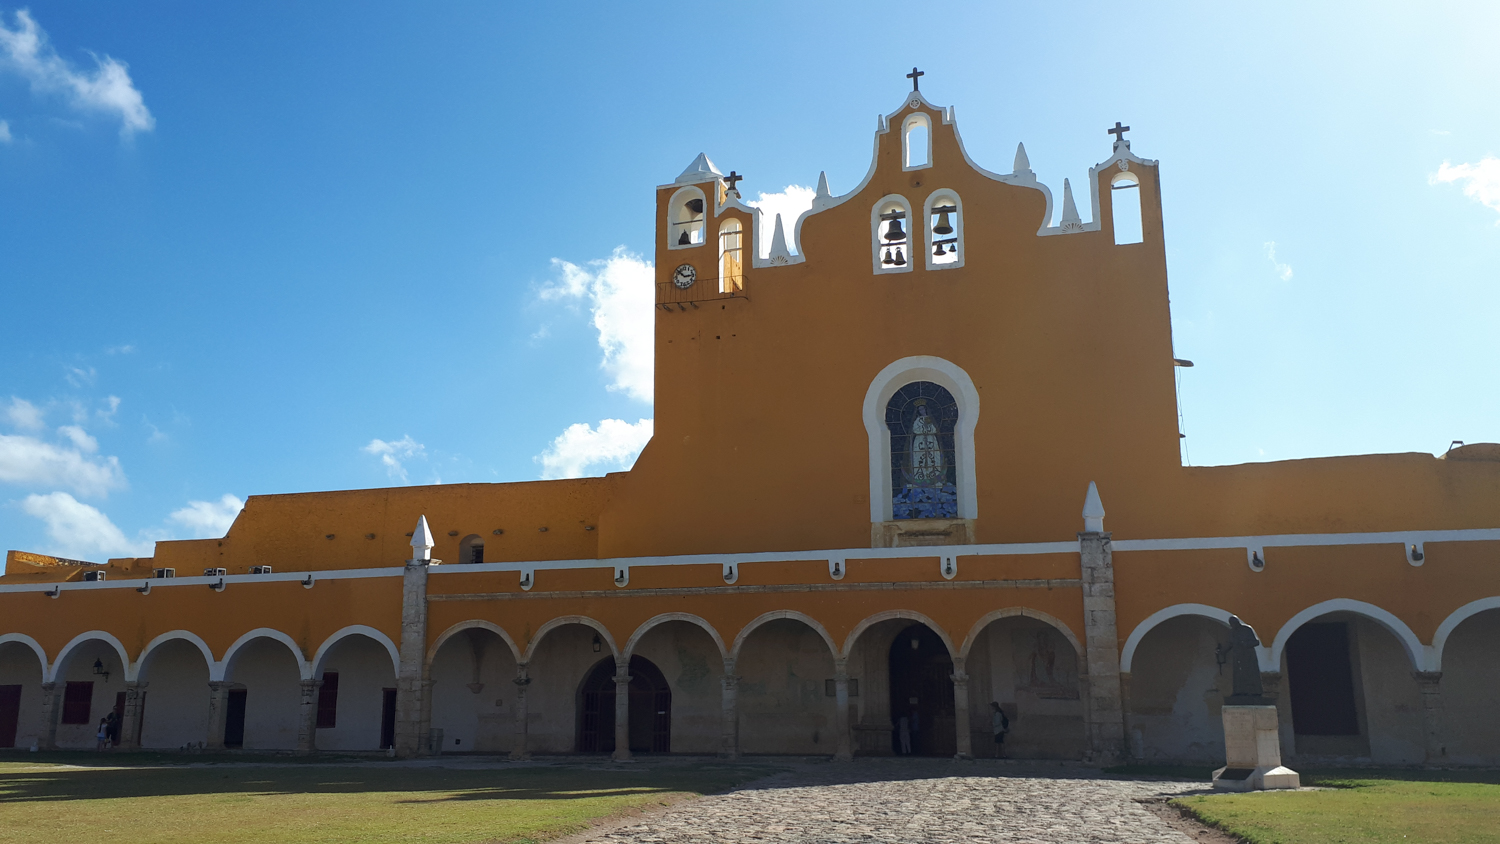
[
  {"x1": 675, "y1": 152, "x2": 722, "y2": 184},
  {"x1": 1013, "y1": 142, "x2": 1031, "y2": 174},
  {"x1": 816, "y1": 171, "x2": 831, "y2": 199},
  {"x1": 1059, "y1": 179, "x2": 1083, "y2": 232},
  {"x1": 767, "y1": 213, "x2": 792, "y2": 264},
  {"x1": 410, "y1": 515, "x2": 435, "y2": 561},
  {"x1": 1082, "y1": 482, "x2": 1105, "y2": 533}
]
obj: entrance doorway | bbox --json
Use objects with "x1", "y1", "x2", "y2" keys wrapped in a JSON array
[
  {"x1": 577, "y1": 656, "x2": 671, "y2": 754},
  {"x1": 888, "y1": 624, "x2": 955, "y2": 756},
  {"x1": 379, "y1": 689, "x2": 397, "y2": 749},
  {"x1": 0, "y1": 686, "x2": 20, "y2": 748},
  {"x1": 224, "y1": 689, "x2": 248, "y2": 748}
]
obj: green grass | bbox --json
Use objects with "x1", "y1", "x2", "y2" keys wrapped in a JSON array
[
  {"x1": 0, "y1": 754, "x2": 779, "y2": 844},
  {"x1": 1172, "y1": 769, "x2": 1500, "y2": 844}
]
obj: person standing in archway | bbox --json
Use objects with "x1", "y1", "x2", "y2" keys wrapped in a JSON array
[{"x1": 990, "y1": 702, "x2": 1009, "y2": 758}]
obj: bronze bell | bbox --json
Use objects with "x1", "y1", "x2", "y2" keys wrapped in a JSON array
[
  {"x1": 685, "y1": 198, "x2": 704, "y2": 214},
  {"x1": 932, "y1": 209, "x2": 954, "y2": 235},
  {"x1": 893, "y1": 248, "x2": 906, "y2": 266},
  {"x1": 882, "y1": 248, "x2": 895, "y2": 265},
  {"x1": 884, "y1": 218, "x2": 906, "y2": 241},
  {"x1": 933, "y1": 243, "x2": 945, "y2": 256},
  {"x1": 678, "y1": 230, "x2": 691, "y2": 245}
]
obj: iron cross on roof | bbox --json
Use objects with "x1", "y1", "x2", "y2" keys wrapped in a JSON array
[
  {"x1": 724, "y1": 171, "x2": 743, "y2": 192},
  {"x1": 907, "y1": 67, "x2": 924, "y2": 91},
  {"x1": 1108, "y1": 122, "x2": 1131, "y2": 143}
]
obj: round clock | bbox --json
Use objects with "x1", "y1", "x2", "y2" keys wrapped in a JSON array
[{"x1": 672, "y1": 264, "x2": 697, "y2": 289}]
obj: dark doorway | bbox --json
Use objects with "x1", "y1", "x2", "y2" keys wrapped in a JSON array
[
  {"x1": 888, "y1": 623, "x2": 956, "y2": 756},
  {"x1": 379, "y1": 688, "x2": 397, "y2": 749},
  {"x1": 224, "y1": 689, "x2": 248, "y2": 748},
  {"x1": 1287, "y1": 622, "x2": 1361, "y2": 735},
  {"x1": 0, "y1": 686, "x2": 20, "y2": 748},
  {"x1": 577, "y1": 656, "x2": 671, "y2": 754},
  {"x1": 112, "y1": 692, "x2": 125, "y2": 746}
]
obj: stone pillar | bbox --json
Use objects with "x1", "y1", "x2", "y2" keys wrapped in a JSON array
[
  {"x1": 510, "y1": 663, "x2": 531, "y2": 760},
  {"x1": 39, "y1": 681, "x2": 60, "y2": 750},
  {"x1": 1079, "y1": 530, "x2": 1125, "y2": 765},
  {"x1": 832, "y1": 658, "x2": 852, "y2": 761},
  {"x1": 951, "y1": 656, "x2": 972, "y2": 760},
  {"x1": 612, "y1": 656, "x2": 632, "y2": 761},
  {"x1": 206, "y1": 681, "x2": 231, "y2": 750},
  {"x1": 719, "y1": 659, "x2": 739, "y2": 759},
  {"x1": 120, "y1": 682, "x2": 146, "y2": 749},
  {"x1": 1414, "y1": 671, "x2": 1445, "y2": 764},
  {"x1": 394, "y1": 559, "x2": 430, "y2": 758},
  {"x1": 296, "y1": 678, "x2": 320, "y2": 754}
]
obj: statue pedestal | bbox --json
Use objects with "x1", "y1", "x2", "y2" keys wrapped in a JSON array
[{"x1": 1213, "y1": 705, "x2": 1300, "y2": 791}]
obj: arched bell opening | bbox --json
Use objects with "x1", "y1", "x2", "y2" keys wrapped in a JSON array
[
  {"x1": 870, "y1": 195, "x2": 913, "y2": 274},
  {"x1": 222, "y1": 636, "x2": 306, "y2": 750},
  {"x1": 575, "y1": 655, "x2": 670, "y2": 754},
  {"x1": 429, "y1": 627, "x2": 518, "y2": 753},
  {"x1": 1110, "y1": 171, "x2": 1143, "y2": 245},
  {"x1": 0, "y1": 641, "x2": 45, "y2": 749},
  {"x1": 962, "y1": 615, "x2": 1085, "y2": 760}
]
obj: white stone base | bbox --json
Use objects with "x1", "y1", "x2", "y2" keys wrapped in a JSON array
[{"x1": 1213, "y1": 705, "x2": 1299, "y2": 791}]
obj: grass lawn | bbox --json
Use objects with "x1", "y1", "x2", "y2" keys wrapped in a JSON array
[
  {"x1": 1167, "y1": 768, "x2": 1500, "y2": 844},
  {"x1": 0, "y1": 753, "x2": 779, "y2": 844}
]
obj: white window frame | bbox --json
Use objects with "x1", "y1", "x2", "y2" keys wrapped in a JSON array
[{"x1": 862, "y1": 356, "x2": 980, "y2": 523}]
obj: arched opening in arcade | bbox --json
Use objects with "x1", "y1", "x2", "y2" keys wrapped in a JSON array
[
  {"x1": 733, "y1": 616, "x2": 837, "y2": 756},
  {"x1": 523, "y1": 620, "x2": 615, "y2": 754},
  {"x1": 576, "y1": 655, "x2": 670, "y2": 754},
  {"x1": 962, "y1": 614, "x2": 1085, "y2": 760},
  {"x1": 842, "y1": 615, "x2": 954, "y2": 758},
  {"x1": 312, "y1": 632, "x2": 397, "y2": 751},
  {"x1": 1437, "y1": 606, "x2": 1500, "y2": 764},
  {"x1": 0, "y1": 640, "x2": 45, "y2": 749},
  {"x1": 625, "y1": 618, "x2": 724, "y2": 753},
  {"x1": 221, "y1": 635, "x2": 305, "y2": 750},
  {"x1": 135, "y1": 638, "x2": 213, "y2": 750},
  {"x1": 1124, "y1": 614, "x2": 1234, "y2": 764},
  {"x1": 428, "y1": 626, "x2": 519, "y2": 753}
]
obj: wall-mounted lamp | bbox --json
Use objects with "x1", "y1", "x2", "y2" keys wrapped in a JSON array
[
  {"x1": 93, "y1": 658, "x2": 110, "y2": 682},
  {"x1": 592, "y1": 633, "x2": 602, "y2": 653},
  {"x1": 910, "y1": 638, "x2": 920, "y2": 650}
]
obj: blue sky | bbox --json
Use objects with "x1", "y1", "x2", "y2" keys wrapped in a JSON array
[{"x1": 2, "y1": 1, "x2": 1498, "y2": 563}]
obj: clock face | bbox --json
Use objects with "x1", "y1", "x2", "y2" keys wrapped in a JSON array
[{"x1": 672, "y1": 263, "x2": 696, "y2": 289}]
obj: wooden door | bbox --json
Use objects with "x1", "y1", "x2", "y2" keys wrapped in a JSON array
[{"x1": 0, "y1": 686, "x2": 21, "y2": 748}]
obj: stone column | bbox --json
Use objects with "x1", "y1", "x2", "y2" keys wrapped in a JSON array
[
  {"x1": 951, "y1": 656, "x2": 972, "y2": 760},
  {"x1": 833, "y1": 658, "x2": 852, "y2": 761},
  {"x1": 38, "y1": 681, "x2": 60, "y2": 750},
  {"x1": 719, "y1": 658, "x2": 739, "y2": 759},
  {"x1": 394, "y1": 559, "x2": 430, "y2": 758},
  {"x1": 206, "y1": 681, "x2": 231, "y2": 750},
  {"x1": 612, "y1": 656, "x2": 632, "y2": 761},
  {"x1": 120, "y1": 682, "x2": 146, "y2": 749},
  {"x1": 1414, "y1": 671, "x2": 1445, "y2": 764},
  {"x1": 1079, "y1": 530, "x2": 1125, "y2": 765},
  {"x1": 296, "y1": 678, "x2": 320, "y2": 754},
  {"x1": 510, "y1": 663, "x2": 531, "y2": 760}
]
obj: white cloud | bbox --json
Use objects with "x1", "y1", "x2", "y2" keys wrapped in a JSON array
[
  {"x1": 745, "y1": 185, "x2": 817, "y2": 258},
  {"x1": 65, "y1": 365, "x2": 95, "y2": 387},
  {"x1": 536, "y1": 418, "x2": 654, "y2": 480},
  {"x1": 1263, "y1": 241, "x2": 1293, "y2": 281},
  {"x1": 105, "y1": 344, "x2": 134, "y2": 355},
  {"x1": 363, "y1": 435, "x2": 426, "y2": 483},
  {"x1": 541, "y1": 247, "x2": 655, "y2": 403},
  {"x1": 5, "y1": 397, "x2": 44, "y2": 431},
  {"x1": 1432, "y1": 157, "x2": 1500, "y2": 223},
  {"x1": 20, "y1": 491, "x2": 151, "y2": 559},
  {"x1": 0, "y1": 10, "x2": 154, "y2": 137},
  {"x1": 0, "y1": 431, "x2": 124, "y2": 496},
  {"x1": 0, "y1": 119, "x2": 10, "y2": 143},
  {"x1": 168, "y1": 494, "x2": 244, "y2": 538}
]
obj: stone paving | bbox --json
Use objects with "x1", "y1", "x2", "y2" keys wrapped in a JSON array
[{"x1": 583, "y1": 760, "x2": 1207, "y2": 844}]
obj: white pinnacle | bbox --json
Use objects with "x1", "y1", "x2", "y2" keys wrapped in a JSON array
[
  {"x1": 768, "y1": 213, "x2": 791, "y2": 262},
  {"x1": 410, "y1": 515, "x2": 435, "y2": 561},
  {"x1": 1082, "y1": 482, "x2": 1105, "y2": 533},
  {"x1": 1060, "y1": 179, "x2": 1082, "y2": 226},
  {"x1": 1013, "y1": 142, "x2": 1031, "y2": 174},
  {"x1": 816, "y1": 171, "x2": 831, "y2": 199},
  {"x1": 675, "y1": 152, "x2": 722, "y2": 184}
]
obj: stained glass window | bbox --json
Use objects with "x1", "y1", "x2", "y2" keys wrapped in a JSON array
[{"x1": 886, "y1": 381, "x2": 958, "y2": 519}]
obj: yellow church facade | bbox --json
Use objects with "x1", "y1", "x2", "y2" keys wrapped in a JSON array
[{"x1": 3, "y1": 82, "x2": 1499, "y2": 766}]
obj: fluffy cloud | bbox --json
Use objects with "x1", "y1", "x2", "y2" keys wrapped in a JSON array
[
  {"x1": 0, "y1": 119, "x2": 10, "y2": 143},
  {"x1": 0, "y1": 430, "x2": 124, "y2": 496},
  {"x1": 1263, "y1": 241, "x2": 1293, "y2": 282},
  {"x1": 4, "y1": 397, "x2": 44, "y2": 431},
  {"x1": 536, "y1": 418, "x2": 654, "y2": 480},
  {"x1": 168, "y1": 494, "x2": 244, "y2": 538},
  {"x1": 363, "y1": 435, "x2": 426, "y2": 483},
  {"x1": 745, "y1": 185, "x2": 817, "y2": 258},
  {"x1": 1432, "y1": 158, "x2": 1500, "y2": 222},
  {"x1": 0, "y1": 10, "x2": 153, "y2": 137},
  {"x1": 541, "y1": 248, "x2": 655, "y2": 403},
  {"x1": 20, "y1": 491, "x2": 152, "y2": 559}
]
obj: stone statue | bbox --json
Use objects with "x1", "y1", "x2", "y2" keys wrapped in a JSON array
[{"x1": 1224, "y1": 616, "x2": 1269, "y2": 706}]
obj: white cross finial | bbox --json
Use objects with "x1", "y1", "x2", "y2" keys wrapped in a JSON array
[
  {"x1": 1082, "y1": 482, "x2": 1105, "y2": 533},
  {"x1": 410, "y1": 515, "x2": 435, "y2": 561}
]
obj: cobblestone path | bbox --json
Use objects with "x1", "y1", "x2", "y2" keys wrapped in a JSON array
[{"x1": 584, "y1": 761, "x2": 1205, "y2": 844}]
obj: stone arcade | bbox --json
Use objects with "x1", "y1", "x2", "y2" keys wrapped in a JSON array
[{"x1": 3, "y1": 77, "x2": 1500, "y2": 768}]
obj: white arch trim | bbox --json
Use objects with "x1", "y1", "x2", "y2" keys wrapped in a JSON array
[
  {"x1": 1269, "y1": 599, "x2": 1432, "y2": 673},
  {"x1": 136, "y1": 630, "x2": 220, "y2": 682},
  {"x1": 959, "y1": 608, "x2": 1083, "y2": 664},
  {"x1": 427, "y1": 620, "x2": 522, "y2": 667},
  {"x1": 222, "y1": 628, "x2": 313, "y2": 681},
  {"x1": 522, "y1": 615, "x2": 618, "y2": 663},
  {"x1": 623, "y1": 613, "x2": 727, "y2": 661},
  {"x1": 1430, "y1": 597, "x2": 1500, "y2": 672},
  {"x1": 0, "y1": 633, "x2": 48, "y2": 677},
  {"x1": 863, "y1": 355, "x2": 980, "y2": 523},
  {"x1": 311, "y1": 625, "x2": 401, "y2": 678},
  {"x1": 48, "y1": 630, "x2": 131, "y2": 683},
  {"x1": 840, "y1": 609, "x2": 956, "y2": 660},
  {"x1": 1116, "y1": 604, "x2": 1278, "y2": 673},
  {"x1": 730, "y1": 610, "x2": 838, "y2": 662}
]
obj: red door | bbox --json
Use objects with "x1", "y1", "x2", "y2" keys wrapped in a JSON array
[{"x1": 0, "y1": 686, "x2": 20, "y2": 748}]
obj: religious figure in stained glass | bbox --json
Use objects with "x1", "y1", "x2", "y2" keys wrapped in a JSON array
[{"x1": 886, "y1": 382, "x2": 958, "y2": 519}]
